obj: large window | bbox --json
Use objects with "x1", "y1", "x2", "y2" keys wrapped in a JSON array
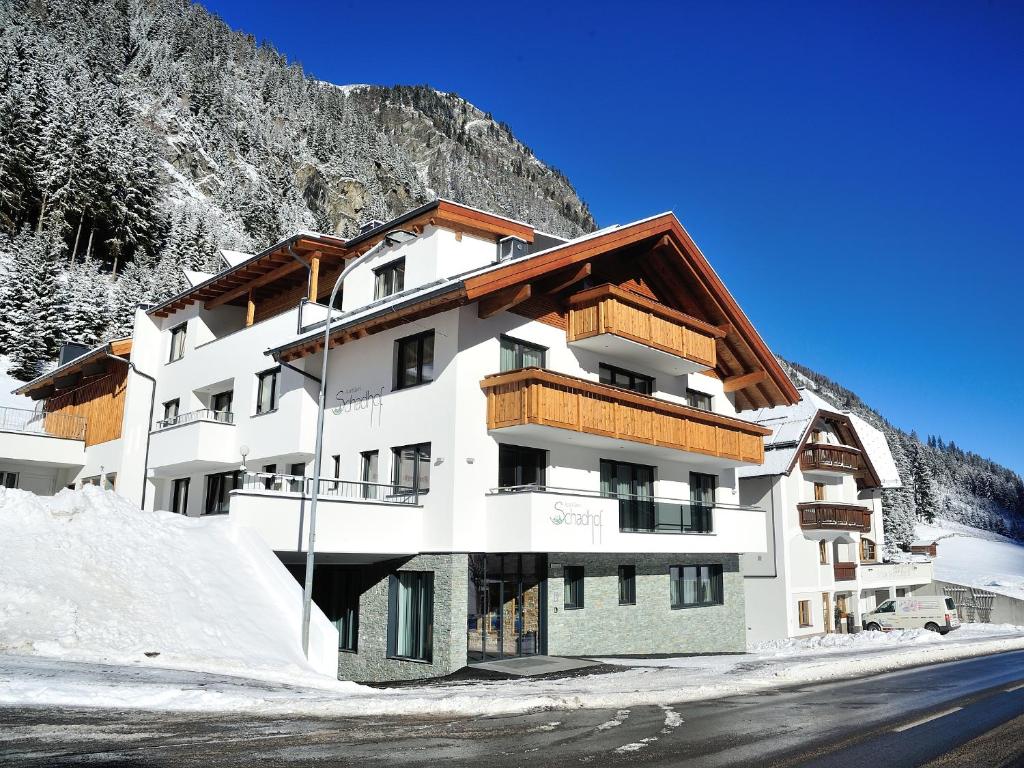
[
  {"x1": 618, "y1": 565, "x2": 636, "y2": 606},
  {"x1": 669, "y1": 564, "x2": 724, "y2": 608},
  {"x1": 394, "y1": 331, "x2": 434, "y2": 390},
  {"x1": 204, "y1": 470, "x2": 241, "y2": 514},
  {"x1": 497, "y1": 444, "x2": 547, "y2": 490},
  {"x1": 686, "y1": 389, "x2": 712, "y2": 411},
  {"x1": 374, "y1": 258, "x2": 405, "y2": 299},
  {"x1": 256, "y1": 367, "x2": 280, "y2": 414},
  {"x1": 392, "y1": 443, "x2": 430, "y2": 494},
  {"x1": 171, "y1": 478, "x2": 189, "y2": 515},
  {"x1": 563, "y1": 565, "x2": 585, "y2": 609},
  {"x1": 599, "y1": 363, "x2": 654, "y2": 395},
  {"x1": 319, "y1": 567, "x2": 360, "y2": 653},
  {"x1": 601, "y1": 459, "x2": 655, "y2": 532},
  {"x1": 168, "y1": 323, "x2": 187, "y2": 362},
  {"x1": 687, "y1": 472, "x2": 716, "y2": 533},
  {"x1": 388, "y1": 571, "x2": 433, "y2": 662},
  {"x1": 499, "y1": 335, "x2": 546, "y2": 372}
]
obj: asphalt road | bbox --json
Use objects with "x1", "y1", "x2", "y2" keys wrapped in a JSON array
[{"x1": 2, "y1": 650, "x2": 1023, "y2": 767}]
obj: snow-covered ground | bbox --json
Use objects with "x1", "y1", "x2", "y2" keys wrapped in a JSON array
[
  {"x1": 917, "y1": 518, "x2": 1024, "y2": 600},
  {"x1": 1, "y1": 623, "x2": 1022, "y2": 717},
  {"x1": 0, "y1": 486, "x2": 337, "y2": 686}
]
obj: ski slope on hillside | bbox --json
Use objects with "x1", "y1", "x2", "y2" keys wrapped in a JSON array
[{"x1": 917, "y1": 519, "x2": 1024, "y2": 600}]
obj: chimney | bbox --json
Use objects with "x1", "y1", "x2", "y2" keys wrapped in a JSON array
[{"x1": 58, "y1": 342, "x2": 92, "y2": 366}]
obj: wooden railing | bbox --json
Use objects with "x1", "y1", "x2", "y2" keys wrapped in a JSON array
[
  {"x1": 566, "y1": 284, "x2": 723, "y2": 369},
  {"x1": 801, "y1": 444, "x2": 863, "y2": 474},
  {"x1": 481, "y1": 368, "x2": 769, "y2": 464},
  {"x1": 798, "y1": 502, "x2": 872, "y2": 532},
  {"x1": 834, "y1": 562, "x2": 858, "y2": 581},
  {"x1": 0, "y1": 405, "x2": 86, "y2": 441}
]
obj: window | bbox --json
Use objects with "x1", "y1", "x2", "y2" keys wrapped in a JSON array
[
  {"x1": 374, "y1": 258, "x2": 405, "y2": 299},
  {"x1": 813, "y1": 482, "x2": 826, "y2": 501},
  {"x1": 669, "y1": 564, "x2": 724, "y2": 608},
  {"x1": 563, "y1": 566, "x2": 584, "y2": 609},
  {"x1": 330, "y1": 570, "x2": 360, "y2": 653},
  {"x1": 162, "y1": 399, "x2": 179, "y2": 424},
  {"x1": 618, "y1": 565, "x2": 636, "y2": 606},
  {"x1": 497, "y1": 444, "x2": 546, "y2": 490},
  {"x1": 168, "y1": 323, "x2": 187, "y2": 362},
  {"x1": 601, "y1": 459, "x2": 655, "y2": 532},
  {"x1": 798, "y1": 600, "x2": 812, "y2": 627},
  {"x1": 171, "y1": 478, "x2": 189, "y2": 515},
  {"x1": 599, "y1": 363, "x2": 654, "y2": 395},
  {"x1": 810, "y1": 429, "x2": 823, "y2": 443},
  {"x1": 256, "y1": 367, "x2": 280, "y2": 414},
  {"x1": 876, "y1": 600, "x2": 895, "y2": 613},
  {"x1": 861, "y1": 538, "x2": 877, "y2": 562},
  {"x1": 686, "y1": 389, "x2": 712, "y2": 411},
  {"x1": 289, "y1": 462, "x2": 306, "y2": 493},
  {"x1": 360, "y1": 450, "x2": 379, "y2": 498},
  {"x1": 262, "y1": 463, "x2": 278, "y2": 491},
  {"x1": 2, "y1": 471, "x2": 19, "y2": 488},
  {"x1": 499, "y1": 335, "x2": 546, "y2": 372},
  {"x1": 394, "y1": 331, "x2": 434, "y2": 389},
  {"x1": 331, "y1": 455, "x2": 340, "y2": 478},
  {"x1": 392, "y1": 443, "x2": 430, "y2": 494},
  {"x1": 388, "y1": 571, "x2": 433, "y2": 661},
  {"x1": 688, "y1": 472, "x2": 716, "y2": 533},
  {"x1": 211, "y1": 390, "x2": 233, "y2": 419},
  {"x1": 819, "y1": 540, "x2": 829, "y2": 565},
  {"x1": 204, "y1": 470, "x2": 241, "y2": 514}
]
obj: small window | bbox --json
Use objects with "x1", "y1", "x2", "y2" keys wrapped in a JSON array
[
  {"x1": 168, "y1": 323, "x2": 187, "y2": 362},
  {"x1": 394, "y1": 331, "x2": 434, "y2": 390},
  {"x1": 814, "y1": 482, "x2": 826, "y2": 501},
  {"x1": 392, "y1": 443, "x2": 430, "y2": 494},
  {"x1": 497, "y1": 444, "x2": 547, "y2": 490},
  {"x1": 876, "y1": 600, "x2": 895, "y2": 613},
  {"x1": 262, "y1": 463, "x2": 278, "y2": 491},
  {"x1": 798, "y1": 600, "x2": 812, "y2": 627},
  {"x1": 670, "y1": 564, "x2": 724, "y2": 608},
  {"x1": 256, "y1": 367, "x2": 280, "y2": 414},
  {"x1": 289, "y1": 462, "x2": 306, "y2": 493},
  {"x1": 171, "y1": 478, "x2": 189, "y2": 515},
  {"x1": 944, "y1": 597, "x2": 956, "y2": 612},
  {"x1": 374, "y1": 258, "x2": 405, "y2": 299},
  {"x1": 860, "y1": 538, "x2": 877, "y2": 562},
  {"x1": 388, "y1": 571, "x2": 433, "y2": 662},
  {"x1": 2, "y1": 471, "x2": 19, "y2": 488},
  {"x1": 204, "y1": 470, "x2": 241, "y2": 514},
  {"x1": 599, "y1": 363, "x2": 654, "y2": 395},
  {"x1": 563, "y1": 566, "x2": 585, "y2": 609},
  {"x1": 331, "y1": 454, "x2": 341, "y2": 478},
  {"x1": 818, "y1": 540, "x2": 829, "y2": 565},
  {"x1": 810, "y1": 429, "x2": 823, "y2": 443},
  {"x1": 499, "y1": 335, "x2": 546, "y2": 372},
  {"x1": 162, "y1": 399, "x2": 180, "y2": 425},
  {"x1": 618, "y1": 565, "x2": 636, "y2": 606},
  {"x1": 686, "y1": 389, "x2": 712, "y2": 411}
]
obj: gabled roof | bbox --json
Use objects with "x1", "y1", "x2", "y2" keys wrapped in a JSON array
[
  {"x1": 737, "y1": 388, "x2": 901, "y2": 489},
  {"x1": 15, "y1": 338, "x2": 133, "y2": 400}
]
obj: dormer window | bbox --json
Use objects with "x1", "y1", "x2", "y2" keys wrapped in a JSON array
[
  {"x1": 374, "y1": 258, "x2": 405, "y2": 300},
  {"x1": 168, "y1": 323, "x2": 187, "y2": 363}
]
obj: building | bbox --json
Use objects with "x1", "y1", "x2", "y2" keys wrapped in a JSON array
[
  {"x1": 10, "y1": 200, "x2": 803, "y2": 681},
  {"x1": 738, "y1": 390, "x2": 934, "y2": 643}
]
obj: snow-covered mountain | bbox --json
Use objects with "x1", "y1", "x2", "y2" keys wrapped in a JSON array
[{"x1": 778, "y1": 359, "x2": 1024, "y2": 553}]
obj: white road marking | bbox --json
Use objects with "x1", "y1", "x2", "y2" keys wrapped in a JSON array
[
  {"x1": 1004, "y1": 682, "x2": 1024, "y2": 693},
  {"x1": 892, "y1": 707, "x2": 963, "y2": 732}
]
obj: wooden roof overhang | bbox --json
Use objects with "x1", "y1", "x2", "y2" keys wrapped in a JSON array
[
  {"x1": 16, "y1": 338, "x2": 133, "y2": 401},
  {"x1": 786, "y1": 407, "x2": 883, "y2": 490}
]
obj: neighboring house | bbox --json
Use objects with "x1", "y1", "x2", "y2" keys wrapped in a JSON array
[
  {"x1": 8, "y1": 200, "x2": 802, "y2": 681},
  {"x1": 738, "y1": 390, "x2": 934, "y2": 643}
]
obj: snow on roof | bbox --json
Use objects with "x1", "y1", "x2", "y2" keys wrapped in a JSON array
[
  {"x1": 183, "y1": 269, "x2": 214, "y2": 288},
  {"x1": 219, "y1": 249, "x2": 252, "y2": 268},
  {"x1": 848, "y1": 412, "x2": 901, "y2": 489}
]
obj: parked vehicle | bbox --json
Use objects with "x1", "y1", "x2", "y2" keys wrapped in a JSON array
[{"x1": 862, "y1": 597, "x2": 960, "y2": 634}]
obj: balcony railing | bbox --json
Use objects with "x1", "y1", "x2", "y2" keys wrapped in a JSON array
[
  {"x1": 566, "y1": 284, "x2": 722, "y2": 370},
  {"x1": 798, "y1": 502, "x2": 872, "y2": 532},
  {"x1": 238, "y1": 472, "x2": 420, "y2": 505},
  {"x1": 481, "y1": 368, "x2": 768, "y2": 464},
  {"x1": 801, "y1": 444, "x2": 863, "y2": 474},
  {"x1": 0, "y1": 405, "x2": 86, "y2": 441},
  {"x1": 492, "y1": 484, "x2": 761, "y2": 535},
  {"x1": 155, "y1": 409, "x2": 234, "y2": 430},
  {"x1": 834, "y1": 561, "x2": 858, "y2": 581}
]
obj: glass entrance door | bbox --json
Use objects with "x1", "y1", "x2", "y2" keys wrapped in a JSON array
[{"x1": 467, "y1": 554, "x2": 545, "y2": 664}]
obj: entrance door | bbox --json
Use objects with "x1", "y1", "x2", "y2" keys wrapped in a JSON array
[
  {"x1": 836, "y1": 594, "x2": 849, "y2": 634},
  {"x1": 467, "y1": 554, "x2": 544, "y2": 663},
  {"x1": 822, "y1": 592, "x2": 831, "y2": 633}
]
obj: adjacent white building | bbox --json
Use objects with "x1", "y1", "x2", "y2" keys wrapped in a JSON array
[{"x1": 739, "y1": 390, "x2": 933, "y2": 643}]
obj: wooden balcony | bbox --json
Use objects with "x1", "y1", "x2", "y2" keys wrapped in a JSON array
[
  {"x1": 481, "y1": 368, "x2": 769, "y2": 464},
  {"x1": 566, "y1": 284, "x2": 725, "y2": 375},
  {"x1": 798, "y1": 502, "x2": 872, "y2": 532},
  {"x1": 800, "y1": 444, "x2": 863, "y2": 475},
  {"x1": 833, "y1": 562, "x2": 858, "y2": 582}
]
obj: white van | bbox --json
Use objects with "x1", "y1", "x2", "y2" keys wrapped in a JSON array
[{"x1": 862, "y1": 597, "x2": 960, "y2": 634}]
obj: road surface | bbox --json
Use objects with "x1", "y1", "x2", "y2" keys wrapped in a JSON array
[{"x1": 2, "y1": 650, "x2": 1023, "y2": 767}]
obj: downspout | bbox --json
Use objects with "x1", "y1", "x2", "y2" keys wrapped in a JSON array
[{"x1": 106, "y1": 352, "x2": 156, "y2": 510}]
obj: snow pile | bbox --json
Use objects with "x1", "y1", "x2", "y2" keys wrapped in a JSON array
[
  {"x1": 917, "y1": 519, "x2": 1024, "y2": 599},
  {"x1": 0, "y1": 487, "x2": 340, "y2": 684}
]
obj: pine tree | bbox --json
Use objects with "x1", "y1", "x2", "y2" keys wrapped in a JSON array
[
  {"x1": 1, "y1": 226, "x2": 64, "y2": 379},
  {"x1": 912, "y1": 447, "x2": 939, "y2": 523}
]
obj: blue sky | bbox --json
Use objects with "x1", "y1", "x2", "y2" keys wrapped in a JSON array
[{"x1": 200, "y1": 0, "x2": 1024, "y2": 474}]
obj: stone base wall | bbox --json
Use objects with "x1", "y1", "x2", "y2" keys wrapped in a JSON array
[
  {"x1": 337, "y1": 553, "x2": 468, "y2": 682},
  {"x1": 546, "y1": 553, "x2": 746, "y2": 656}
]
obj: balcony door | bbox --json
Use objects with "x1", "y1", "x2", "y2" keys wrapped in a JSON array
[{"x1": 601, "y1": 459, "x2": 654, "y2": 532}]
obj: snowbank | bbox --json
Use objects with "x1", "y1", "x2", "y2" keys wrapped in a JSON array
[
  {"x1": 0, "y1": 487, "x2": 340, "y2": 684},
  {"x1": 917, "y1": 519, "x2": 1024, "y2": 600}
]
